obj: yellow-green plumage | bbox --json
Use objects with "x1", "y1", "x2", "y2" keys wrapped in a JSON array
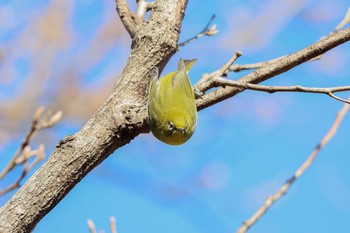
[{"x1": 148, "y1": 59, "x2": 197, "y2": 145}]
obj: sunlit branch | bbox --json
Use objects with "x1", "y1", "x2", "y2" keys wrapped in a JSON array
[
  {"x1": 115, "y1": 0, "x2": 139, "y2": 38},
  {"x1": 0, "y1": 145, "x2": 45, "y2": 196},
  {"x1": 195, "y1": 51, "x2": 242, "y2": 93},
  {"x1": 196, "y1": 26, "x2": 350, "y2": 110},
  {"x1": 229, "y1": 7, "x2": 350, "y2": 73}
]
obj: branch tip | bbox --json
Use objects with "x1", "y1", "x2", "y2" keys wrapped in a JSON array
[{"x1": 178, "y1": 14, "x2": 218, "y2": 47}]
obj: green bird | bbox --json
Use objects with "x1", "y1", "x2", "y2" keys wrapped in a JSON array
[{"x1": 148, "y1": 59, "x2": 197, "y2": 145}]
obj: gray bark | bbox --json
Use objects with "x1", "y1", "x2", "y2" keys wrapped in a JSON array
[
  {"x1": 1, "y1": 0, "x2": 350, "y2": 232},
  {"x1": 0, "y1": 0, "x2": 187, "y2": 231}
]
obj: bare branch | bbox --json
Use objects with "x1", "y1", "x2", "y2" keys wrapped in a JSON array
[
  {"x1": 0, "y1": 107, "x2": 60, "y2": 179},
  {"x1": 210, "y1": 77, "x2": 350, "y2": 104},
  {"x1": 196, "y1": 26, "x2": 350, "y2": 110},
  {"x1": 115, "y1": 0, "x2": 139, "y2": 38},
  {"x1": 236, "y1": 99, "x2": 350, "y2": 233},
  {"x1": 86, "y1": 217, "x2": 117, "y2": 233},
  {"x1": 87, "y1": 219, "x2": 96, "y2": 233},
  {"x1": 0, "y1": 107, "x2": 60, "y2": 196},
  {"x1": 0, "y1": 107, "x2": 41, "y2": 179},
  {"x1": 195, "y1": 51, "x2": 242, "y2": 93},
  {"x1": 0, "y1": 144, "x2": 45, "y2": 196},
  {"x1": 178, "y1": 14, "x2": 218, "y2": 47},
  {"x1": 229, "y1": 56, "x2": 286, "y2": 72},
  {"x1": 0, "y1": 1, "x2": 188, "y2": 231}
]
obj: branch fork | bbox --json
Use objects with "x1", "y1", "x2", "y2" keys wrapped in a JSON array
[{"x1": 116, "y1": 0, "x2": 155, "y2": 38}]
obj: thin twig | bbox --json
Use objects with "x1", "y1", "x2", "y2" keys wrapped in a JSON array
[
  {"x1": 110, "y1": 216, "x2": 117, "y2": 233},
  {"x1": 334, "y1": 7, "x2": 350, "y2": 31},
  {"x1": 0, "y1": 108, "x2": 61, "y2": 179},
  {"x1": 229, "y1": 56, "x2": 286, "y2": 72},
  {"x1": 195, "y1": 51, "x2": 242, "y2": 93},
  {"x1": 236, "y1": 99, "x2": 350, "y2": 233},
  {"x1": 86, "y1": 217, "x2": 117, "y2": 233},
  {"x1": 178, "y1": 14, "x2": 218, "y2": 47},
  {"x1": 87, "y1": 219, "x2": 96, "y2": 233},
  {"x1": 212, "y1": 77, "x2": 350, "y2": 104},
  {"x1": 0, "y1": 144, "x2": 45, "y2": 196},
  {"x1": 0, "y1": 108, "x2": 61, "y2": 196},
  {"x1": 0, "y1": 107, "x2": 43, "y2": 179}
]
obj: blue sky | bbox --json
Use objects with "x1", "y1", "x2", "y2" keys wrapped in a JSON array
[{"x1": 1, "y1": 0, "x2": 350, "y2": 232}]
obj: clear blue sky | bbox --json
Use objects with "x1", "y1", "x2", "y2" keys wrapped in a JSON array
[{"x1": 1, "y1": 0, "x2": 350, "y2": 232}]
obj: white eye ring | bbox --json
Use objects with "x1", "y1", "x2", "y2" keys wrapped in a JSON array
[{"x1": 168, "y1": 121, "x2": 176, "y2": 131}]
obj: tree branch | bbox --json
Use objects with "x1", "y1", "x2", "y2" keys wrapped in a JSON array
[
  {"x1": 0, "y1": 108, "x2": 61, "y2": 197},
  {"x1": 195, "y1": 51, "x2": 242, "y2": 93},
  {"x1": 196, "y1": 26, "x2": 350, "y2": 110},
  {"x1": 0, "y1": 1, "x2": 188, "y2": 232},
  {"x1": 236, "y1": 98, "x2": 350, "y2": 233},
  {"x1": 229, "y1": 7, "x2": 350, "y2": 74},
  {"x1": 210, "y1": 77, "x2": 350, "y2": 104},
  {"x1": 0, "y1": 144, "x2": 45, "y2": 196},
  {"x1": 1, "y1": 2, "x2": 349, "y2": 233},
  {"x1": 0, "y1": 107, "x2": 61, "y2": 180}
]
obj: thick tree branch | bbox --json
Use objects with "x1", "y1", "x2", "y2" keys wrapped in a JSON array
[
  {"x1": 1, "y1": 2, "x2": 349, "y2": 232},
  {"x1": 236, "y1": 98, "x2": 350, "y2": 233},
  {"x1": 196, "y1": 26, "x2": 350, "y2": 110},
  {"x1": 0, "y1": 1, "x2": 188, "y2": 232}
]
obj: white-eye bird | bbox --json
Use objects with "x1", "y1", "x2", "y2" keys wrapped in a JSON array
[{"x1": 148, "y1": 59, "x2": 197, "y2": 145}]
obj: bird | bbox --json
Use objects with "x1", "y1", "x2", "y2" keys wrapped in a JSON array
[{"x1": 148, "y1": 59, "x2": 197, "y2": 145}]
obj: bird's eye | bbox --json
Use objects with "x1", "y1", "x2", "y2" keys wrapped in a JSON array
[
  {"x1": 168, "y1": 121, "x2": 176, "y2": 132},
  {"x1": 182, "y1": 126, "x2": 188, "y2": 134}
]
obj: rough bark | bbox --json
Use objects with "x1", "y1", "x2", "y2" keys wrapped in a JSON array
[
  {"x1": 0, "y1": 0, "x2": 187, "y2": 232},
  {"x1": 1, "y1": 0, "x2": 350, "y2": 232}
]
